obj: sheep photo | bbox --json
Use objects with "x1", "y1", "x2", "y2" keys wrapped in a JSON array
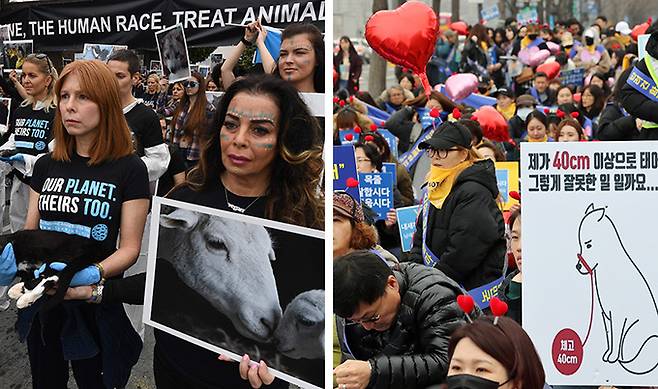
[{"x1": 145, "y1": 199, "x2": 324, "y2": 389}]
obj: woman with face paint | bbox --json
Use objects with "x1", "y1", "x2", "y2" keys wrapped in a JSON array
[
  {"x1": 275, "y1": 23, "x2": 324, "y2": 93},
  {"x1": 447, "y1": 315, "x2": 545, "y2": 389},
  {"x1": 168, "y1": 71, "x2": 215, "y2": 168}
]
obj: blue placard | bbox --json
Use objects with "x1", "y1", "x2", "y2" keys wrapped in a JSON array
[
  {"x1": 396, "y1": 205, "x2": 421, "y2": 252},
  {"x1": 382, "y1": 162, "x2": 397, "y2": 185},
  {"x1": 378, "y1": 129, "x2": 399, "y2": 159},
  {"x1": 358, "y1": 172, "x2": 394, "y2": 221},
  {"x1": 334, "y1": 145, "x2": 360, "y2": 201},
  {"x1": 338, "y1": 128, "x2": 360, "y2": 145},
  {"x1": 496, "y1": 169, "x2": 509, "y2": 203}
]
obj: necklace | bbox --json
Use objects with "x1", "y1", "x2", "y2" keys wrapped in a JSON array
[{"x1": 224, "y1": 186, "x2": 262, "y2": 214}]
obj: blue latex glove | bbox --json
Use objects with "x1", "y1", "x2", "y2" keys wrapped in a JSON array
[
  {"x1": 0, "y1": 154, "x2": 25, "y2": 163},
  {"x1": 35, "y1": 262, "x2": 101, "y2": 287},
  {"x1": 0, "y1": 243, "x2": 17, "y2": 286}
]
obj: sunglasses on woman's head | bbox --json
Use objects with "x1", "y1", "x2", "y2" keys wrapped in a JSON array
[
  {"x1": 182, "y1": 80, "x2": 199, "y2": 88},
  {"x1": 27, "y1": 53, "x2": 54, "y2": 75}
]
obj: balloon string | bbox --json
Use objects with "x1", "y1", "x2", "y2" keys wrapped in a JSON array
[{"x1": 419, "y1": 72, "x2": 431, "y2": 97}]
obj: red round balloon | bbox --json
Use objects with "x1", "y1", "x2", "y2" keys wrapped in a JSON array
[
  {"x1": 473, "y1": 106, "x2": 508, "y2": 143},
  {"x1": 449, "y1": 21, "x2": 469, "y2": 36},
  {"x1": 536, "y1": 61, "x2": 560, "y2": 80},
  {"x1": 365, "y1": 2, "x2": 439, "y2": 95}
]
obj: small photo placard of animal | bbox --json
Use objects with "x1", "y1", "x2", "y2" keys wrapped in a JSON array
[
  {"x1": 149, "y1": 60, "x2": 161, "y2": 73},
  {"x1": 154, "y1": 24, "x2": 191, "y2": 83},
  {"x1": 2, "y1": 40, "x2": 33, "y2": 70},
  {"x1": 143, "y1": 197, "x2": 325, "y2": 389},
  {"x1": 81, "y1": 43, "x2": 128, "y2": 62}
]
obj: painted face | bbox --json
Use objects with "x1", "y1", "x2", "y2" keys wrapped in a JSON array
[
  {"x1": 347, "y1": 276, "x2": 401, "y2": 332},
  {"x1": 220, "y1": 92, "x2": 279, "y2": 181},
  {"x1": 21, "y1": 61, "x2": 52, "y2": 99},
  {"x1": 478, "y1": 146, "x2": 496, "y2": 161},
  {"x1": 448, "y1": 337, "x2": 515, "y2": 389},
  {"x1": 582, "y1": 89, "x2": 594, "y2": 108},
  {"x1": 59, "y1": 73, "x2": 101, "y2": 139},
  {"x1": 171, "y1": 83, "x2": 184, "y2": 100},
  {"x1": 278, "y1": 34, "x2": 316, "y2": 87},
  {"x1": 557, "y1": 88, "x2": 573, "y2": 105},
  {"x1": 388, "y1": 88, "x2": 405, "y2": 106},
  {"x1": 333, "y1": 214, "x2": 352, "y2": 258},
  {"x1": 527, "y1": 118, "x2": 547, "y2": 140},
  {"x1": 558, "y1": 125, "x2": 581, "y2": 142},
  {"x1": 510, "y1": 216, "x2": 522, "y2": 273},
  {"x1": 355, "y1": 146, "x2": 375, "y2": 173}
]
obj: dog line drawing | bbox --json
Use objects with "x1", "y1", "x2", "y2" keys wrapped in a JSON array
[{"x1": 576, "y1": 203, "x2": 658, "y2": 375}]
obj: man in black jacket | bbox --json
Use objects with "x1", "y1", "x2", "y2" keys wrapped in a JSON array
[{"x1": 334, "y1": 250, "x2": 467, "y2": 389}]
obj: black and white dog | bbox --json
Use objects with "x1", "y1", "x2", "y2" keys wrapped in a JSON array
[{"x1": 2, "y1": 230, "x2": 113, "y2": 311}]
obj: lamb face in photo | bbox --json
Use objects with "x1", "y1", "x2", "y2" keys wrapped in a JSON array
[
  {"x1": 159, "y1": 209, "x2": 282, "y2": 342},
  {"x1": 274, "y1": 289, "x2": 324, "y2": 360}
]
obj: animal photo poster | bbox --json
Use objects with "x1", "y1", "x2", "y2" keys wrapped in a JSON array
[
  {"x1": 2, "y1": 40, "x2": 32, "y2": 70},
  {"x1": 154, "y1": 24, "x2": 191, "y2": 83},
  {"x1": 521, "y1": 141, "x2": 658, "y2": 385},
  {"x1": 143, "y1": 197, "x2": 325, "y2": 389},
  {"x1": 81, "y1": 43, "x2": 127, "y2": 62}
]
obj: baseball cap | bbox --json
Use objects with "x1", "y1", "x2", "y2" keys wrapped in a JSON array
[
  {"x1": 516, "y1": 94, "x2": 537, "y2": 107},
  {"x1": 493, "y1": 88, "x2": 515, "y2": 99},
  {"x1": 615, "y1": 21, "x2": 632, "y2": 36},
  {"x1": 419, "y1": 121, "x2": 472, "y2": 151},
  {"x1": 334, "y1": 192, "x2": 364, "y2": 223},
  {"x1": 561, "y1": 31, "x2": 574, "y2": 46}
]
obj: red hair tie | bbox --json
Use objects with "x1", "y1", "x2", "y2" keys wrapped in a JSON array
[
  {"x1": 457, "y1": 295, "x2": 475, "y2": 323},
  {"x1": 354, "y1": 126, "x2": 361, "y2": 134},
  {"x1": 490, "y1": 297, "x2": 509, "y2": 325},
  {"x1": 339, "y1": 100, "x2": 346, "y2": 107},
  {"x1": 333, "y1": 96, "x2": 339, "y2": 104},
  {"x1": 344, "y1": 133, "x2": 354, "y2": 141},
  {"x1": 571, "y1": 112, "x2": 579, "y2": 119},
  {"x1": 556, "y1": 109, "x2": 565, "y2": 119},
  {"x1": 429, "y1": 108, "x2": 440, "y2": 118},
  {"x1": 452, "y1": 108, "x2": 462, "y2": 119},
  {"x1": 470, "y1": 114, "x2": 478, "y2": 121},
  {"x1": 543, "y1": 108, "x2": 550, "y2": 114},
  {"x1": 364, "y1": 135, "x2": 374, "y2": 142},
  {"x1": 369, "y1": 124, "x2": 378, "y2": 132}
]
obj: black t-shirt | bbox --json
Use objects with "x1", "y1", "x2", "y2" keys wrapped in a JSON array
[
  {"x1": 124, "y1": 102, "x2": 164, "y2": 157},
  {"x1": 154, "y1": 181, "x2": 299, "y2": 389},
  {"x1": 30, "y1": 152, "x2": 150, "y2": 252},
  {"x1": 12, "y1": 105, "x2": 55, "y2": 155},
  {"x1": 156, "y1": 144, "x2": 186, "y2": 197}
]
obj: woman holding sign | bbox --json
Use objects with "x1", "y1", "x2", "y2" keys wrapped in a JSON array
[{"x1": 409, "y1": 121, "x2": 506, "y2": 304}]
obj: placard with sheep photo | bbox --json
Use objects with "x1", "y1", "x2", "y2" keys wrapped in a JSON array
[{"x1": 143, "y1": 197, "x2": 325, "y2": 389}]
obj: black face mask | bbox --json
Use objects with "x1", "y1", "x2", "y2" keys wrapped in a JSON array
[
  {"x1": 585, "y1": 37, "x2": 594, "y2": 46},
  {"x1": 446, "y1": 374, "x2": 510, "y2": 389},
  {"x1": 528, "y1": 34, "x2": 538, "y2": 40}
]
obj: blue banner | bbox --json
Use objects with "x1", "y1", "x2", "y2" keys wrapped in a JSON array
[
  {"x1": 399, "y1": 128, "x2": 435, "y2": 170},
  {"x1": 381, "y1": 162, "x2": 397, "y2": 185},
  {"x1": 333, "y1": 145, "x2": 360, "y2": 201},
  {"x1": 627, "y1": 65, "x2": 658, "y2": 102},
  {"x1": 496, "y1": 170, "x2": 509, "y2": 203},
  {"x1": 378, "y1": 129, "x2": 399, "y2": 159},
  {"x1": 396, "y1": 205, "x2": 420, "y2": 252},
  {"x1": 358, "y1": 172, "x2": 394, "y2": 221},
  {"x1": 365, "y1": 103, "x2": 391, "y2": 124},
  {"x1": 338, "y1": 128, "x2": 359, "y2": 145}
]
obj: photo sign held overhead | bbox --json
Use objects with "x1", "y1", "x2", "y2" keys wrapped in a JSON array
[{"x1": 521, "y1": 141, "x2": 658, "y2": 386}]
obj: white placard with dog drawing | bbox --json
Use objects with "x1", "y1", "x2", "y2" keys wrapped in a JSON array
[
  {"x1": 154, "y1": 24, "x2": 191, "y2": 83},
  {"x1": 143, "y1": 197, "x2": 325, "y2": 389},
  {"x1": 521, "y1": 141, "x2": 658, "y2": 386}
]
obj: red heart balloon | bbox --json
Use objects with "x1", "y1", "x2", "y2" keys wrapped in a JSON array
[
  {"x1": 345, "y1": 133, "x2": 354, "y2": 141},
  {"x1": 536, "y1": 61, "x2": 560, "y2": 80},
  {"x1": 366, "y1": 2, "x2": 438, "y2": 95},
  {"x1": 490, "y1": 297, "x2": 509, "y2": 317},
  {"x1": 457, "y1": 294, "x2": 475, "y2": 314},
  {"x1": 473, "y1": 106, "x2": 508, "y2": 142},
  {"x1": 450, "y1": 21, "x2": 469, "y2": 36},
  {"x1": 346, "y1": 177, "x2": 359, "y2": 188}
]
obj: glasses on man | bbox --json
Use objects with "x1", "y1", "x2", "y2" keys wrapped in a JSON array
[
  {"x1": 425, "y1": 147, "x2": 460, "y2": 159},
  {"x1": 345, "y1": 294, "x2": 384, "y2": 326},
  {"x1": 182, "y1": 80, "x2": 199, "y2": 88}
]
